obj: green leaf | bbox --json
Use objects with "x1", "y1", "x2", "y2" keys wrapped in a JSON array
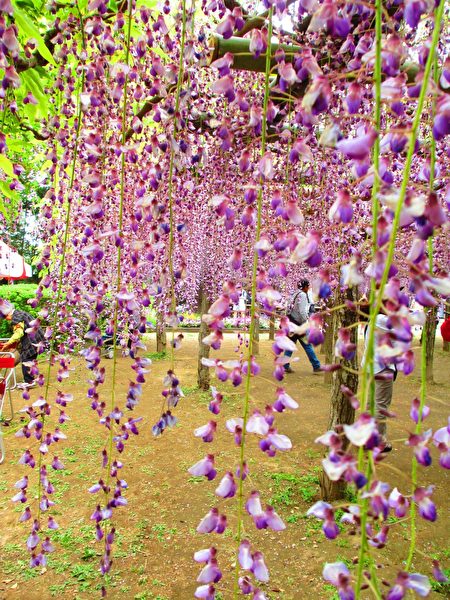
[
  {"x1": 0, "y1": 180, "x2": 19, "y2": 202},
  {"x1": 20, "y1": 69, "x2": 50, "y2": 118},
  {"x1": 23, "y1": 101, "x2": 38, "y2": 122},
  {"x1": 137, "y1": 0, "x2": 159, "y2": 8},
  {"x1": 0, "y1": 154, "x2": 15, "y2": 178},
  {"x1": 12, "y1": 1, "x2": 57, "y2": 66}
]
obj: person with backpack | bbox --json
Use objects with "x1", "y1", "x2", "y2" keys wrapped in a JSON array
[
  {"x1": 0, "y1": 299, "x2": 45, "y2": 389},
  {"x1": 284, "y1": 279, "x2": 322, "y2": 374}
]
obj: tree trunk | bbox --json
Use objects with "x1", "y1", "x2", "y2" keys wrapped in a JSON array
[
  {"x1": 156, "y1": 313, "x2": 167, "y2": 353},
  {"x1": 322, "y1": 309, "x2": 337, "y2": 385},
  {"x1": 252, "y1": 315, "x2": 260, "y2": 356},
  {"x1": 319, "y1": 288, "x2": 358, "y2": 501},
  {"x1": 269, "y1": 315, "x2": 275, "y2": 341},
  {"x1": 424, "y1": 306, "x2": 437, "y2": 384},
  {"x1": 197, "y1": 287, "x2": 211, "y2": 390}
]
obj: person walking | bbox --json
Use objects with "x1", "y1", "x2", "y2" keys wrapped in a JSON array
[
  {"x1": 0, "y1": 299, "x2": 45, "y2": 389},
  {"x1": 284, "y1": 279, "x2": 321, "y2": 374}
]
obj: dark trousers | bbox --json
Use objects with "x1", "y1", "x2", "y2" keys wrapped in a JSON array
[
  {"x1": 284, "y1": 334, "x2": 321, "y2": 371},
  {"x1": 21, "y1": 355, "x2": 37, "y2": 384}
]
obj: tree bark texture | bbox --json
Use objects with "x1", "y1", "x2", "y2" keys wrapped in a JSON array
[
  {"x1": 319, "y1": 288, "x2": 358, "y2": 502},
  {"x1": 424, "y1": 306, "x2": 437, "y2": 383},
  {"x1": 269, "y1": 315, "x2": 275, "y2": 341},
  {"x1": 252, "y1": 315, "x2": 260, "y2": 356},
  {"x1": 322, "y1": 309, "x2": 337, "y2": 385},
  {"x1": 197, "y1": 287, "x2": 211, "y2": 390},
  {"x1": 156, "y1": 313, "x2": 167, "y2": 353}
]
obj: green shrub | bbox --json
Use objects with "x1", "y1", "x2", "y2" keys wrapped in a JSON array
[{"x1": 0, "y1": 284, "x2": 50, "y2": 338}]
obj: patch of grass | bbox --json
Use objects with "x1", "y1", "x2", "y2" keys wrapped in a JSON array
[
  {"x1": 49, "y1": 527, "x2": 77, "y2": 548},
  {"x1": 305, "y1": 448, "x2": 321, "y2": 459},
  {"x1": 82, "y1": 439, "x2": 102, "y2": 455},
  {"x1": 286, "y1": 512, "x2": 302, "y2": 524},
  {"x1": 344, "y1": 485, "x2": 358, "y2": 503},
  {"x1": 49, "y1": 582, "x2": 72, "y2": 595},
  {"x1": 267, "y1": 472, "x2": 302, "y2": 507},
  {"x1": 79, "y1": 524, "x2": 96, "y2": 541},
  {"x1": 140, "y1": 465, "x2": 155, "y2": 476},
  {"x1": 323, "y1": 583, "x2": 340, "y2": 599},
  {"x1": 151, "y1": 523, "x2": 178, "y2": 542},
  {"x1": 191, "y1": 390, "x2": 213, "y2": 405},
  {"x1": 187, "y1": 476, "x2": 204, "y2": 484},
  {"x1": 81, "y1": 547, "x2": 97, "y2": 561},
  {"x1": 266, "y1": 470, "x2": 320, "y2": 506},
  {"x1": 62, "y1": 447, "x2": 78, "y2": 463},
  {"x1": 137, "y1": 518, "x2": 150, "y2": 530},
  {"x1": 335, "y1": 555, "x2": 353, "y2": 568},
  {"x1": 54, "y1": 481, "x2": 70, "y2": 500},
  {"x1": 181, "y1": 384, "x2": 198, "y2": 396},
  {"x1": 49, "y1": 557, "x2": 72, "y2": 575},
  {"x1": 144, "y1": 351, "x2": 167, "y2": 361},
  {"x1": 71, "y1": 562, "x2": 97, "y2": 582},
  {"x1": 430, "y1": 549, "x2": 450, "y2": 561},
  {"x1": 8, "y1": 559, "x2": 39, "y2": 581},
  {"x1": 4, "y1": 542, "x2": 22, "y2": 553}
]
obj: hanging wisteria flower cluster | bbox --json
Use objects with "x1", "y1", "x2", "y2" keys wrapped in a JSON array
[{"x1": 0, "y1": 0, "x2": 449, "y2": 595}]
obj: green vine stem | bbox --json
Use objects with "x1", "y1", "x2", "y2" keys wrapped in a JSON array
[
  {"x1": 405, "y1": 51, "x2": 440, "y2": 572},
  {"x1": 233, "y1": 8, "x2": 273, "y2": 598},
  {"x1": 167, "y1": 0, "x2": 187, "y2": 372},
  {"x1": 355, "y1": 0, "x2": 444, "y2": 595},
  {"x1": 355, "y1": 0, "x2": 382, "y2": 591}
]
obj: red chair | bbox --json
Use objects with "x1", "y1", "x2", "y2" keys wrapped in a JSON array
[
  {"x1": 0, "y1": 353, "x2": 16, "y2": 465},
  {"x1": 441, "y1": 317, "x2": 450, "y2": 343}
]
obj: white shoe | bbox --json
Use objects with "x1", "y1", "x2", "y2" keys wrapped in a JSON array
[{"x1": 17, "y1": 382, "x2": 37, "y2": 390}]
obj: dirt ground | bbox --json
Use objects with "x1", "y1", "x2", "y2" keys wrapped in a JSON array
[{"x1": 0, "y1": 333, "x2": 449, "y2": 600}]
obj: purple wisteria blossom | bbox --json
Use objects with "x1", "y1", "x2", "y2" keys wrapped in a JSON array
[
  {"x1": 307, "y1": 501, "x2": 339, "y2": 539},
  {"x1": 433, "y1": 420, "x2": 450, "y2": 469},
  {"x1": 413, "y1": 486, "x2": 437, "y2": 521},
  {"x1": 387, "y1": 571, "x2": 431, "y2": 599},
  {"x1": 323, "y1": 562, "x2": 354, "y2": 600}
]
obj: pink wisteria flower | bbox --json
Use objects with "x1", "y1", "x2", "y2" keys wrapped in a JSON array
[
  {"x1": 343, "y1": 414, "x2": 377, "y2": 447},
  {"x1": 413, "y1": 486, "x2": 437, "y2": 521},
  {"x1": 188, "y1": 455, "x2": 217, "y2": 480},
  {"x1": 194, "y1": 421, "x2": 217, "y2": 443},
  {"x1": 387, "y1": 571, "x2": 431, "y2": 599},
  {"x1": 335, "y1": 127, "x2": 377, "y2": 160},
  {"x1": 406, "y1": 430, "x2": 433, "y2": 466},
  {"x1": 433, "y1": 420, "x2": 450, "y2": 469},
  {"x1": 307, "y1": 501, "x2": 339, "y2": 539},
  {"x1": 214, "y1": 472, "x2": 236, "y2": 498},
  {"x1": 322, "y1": 562, "x2": 354, "y2": 600},
  {"x1": 388, "y1": 488, "x2": 410, "y2": 518}
]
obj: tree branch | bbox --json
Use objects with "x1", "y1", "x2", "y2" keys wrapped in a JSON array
[
  {"x1": 124, "y1": 85, "x2": 177, "y2": 141},
  {"x1": 235, "y1": 0, "x2": 298, "y2": 37},
  {"x1": 14, "y1": 115, "x2": 50, "y2": 141},
  {"x1": 15, "y1": 26, "x2": 58, "y2": 73}
]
